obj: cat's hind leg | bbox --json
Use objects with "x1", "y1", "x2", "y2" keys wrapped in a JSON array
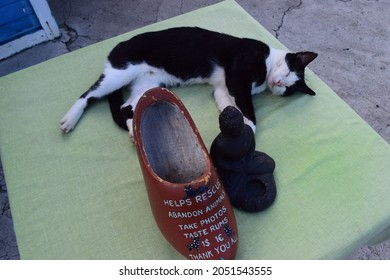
[
  {"x1": 120, "y1": 80, "x2": 161, "y2": 141},
  {"x1": 60, "y1": 62, "x2": 133, "y2": 133}
]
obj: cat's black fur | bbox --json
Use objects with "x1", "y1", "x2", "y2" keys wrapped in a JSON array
[{"x1": 108, "y1": 27, "x2": 269, "y2": 78}]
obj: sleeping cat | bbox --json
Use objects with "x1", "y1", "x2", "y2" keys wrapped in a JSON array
[{"x1": 60, "y1": 27, "x2": 317, "y2": 139}]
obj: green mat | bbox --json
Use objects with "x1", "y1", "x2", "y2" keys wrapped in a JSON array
[{"x1": 1, "y1": 0, "x2": 390, "y2": 259}]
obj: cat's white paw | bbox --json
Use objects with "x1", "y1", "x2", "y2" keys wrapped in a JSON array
[
  {"x1": 60, "y1": 115, "x2": 77, "y2": 133},
  {"x1": 129, "y1": 131, "x2": 135, "y2": 143},
  {"x1": 60, "y1": 99, "x2": 86, "y2": 133},
  {"x1": 127, "y1": 119, "x2": 135, "y2": 143},
  {"x1": 244, "y1": 118, "x2": 256, "y2": 134}
]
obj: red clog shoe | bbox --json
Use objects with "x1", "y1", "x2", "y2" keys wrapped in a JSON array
[{"x1": 133, "y1": 87, "x2": 238, "y2": 260}]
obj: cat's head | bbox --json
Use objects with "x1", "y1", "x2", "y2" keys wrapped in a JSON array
[{"x1": 267, "y1": 51, "x2": 318, "y2": 96}]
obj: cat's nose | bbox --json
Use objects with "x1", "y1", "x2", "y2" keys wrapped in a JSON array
[{"x1": 272, "y1": 80, "x2": 282, "y2": 87}]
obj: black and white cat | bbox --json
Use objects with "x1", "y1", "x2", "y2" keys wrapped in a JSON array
[{"x1": 60, "y1": 27, "x2": 317, "y2": 139}]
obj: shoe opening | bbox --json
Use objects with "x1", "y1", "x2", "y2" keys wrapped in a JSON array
[{"x1": 141, "y1": 101, "x2": 207, "y2": 183}]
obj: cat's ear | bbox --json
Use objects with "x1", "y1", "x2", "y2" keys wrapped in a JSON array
[
  {"x1": 296, "y1": 82, "x2": 316, "y2": 96},
  {"x1": 295, "y1": 52, "x2": 318, "y2": 70}
]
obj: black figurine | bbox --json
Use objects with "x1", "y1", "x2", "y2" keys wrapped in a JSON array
[{"x1": 210, "y1": 106, "x2": 277, "y2": 212}]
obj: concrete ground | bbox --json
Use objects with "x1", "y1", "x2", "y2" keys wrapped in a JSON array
[{"x1": 0, "y1": 0, "x2": 389, "y2": 259}]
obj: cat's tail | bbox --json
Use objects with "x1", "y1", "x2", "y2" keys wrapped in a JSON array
[{"x1": 107, "y1": 89, "x2": 128, "y2": 131}]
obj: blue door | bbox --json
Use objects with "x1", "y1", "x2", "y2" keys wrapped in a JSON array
[{"x1": 0, "y1": 0, "x2": 42, "y2": 45}]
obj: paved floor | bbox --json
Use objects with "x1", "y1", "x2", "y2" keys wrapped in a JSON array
[{"x1": 0, "y1": 0, "x2": 389, "y2": 259}]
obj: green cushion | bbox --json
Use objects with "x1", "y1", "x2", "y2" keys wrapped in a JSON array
[{"x1": 1, "y1": 0, "x2": 390, "y2": 259}]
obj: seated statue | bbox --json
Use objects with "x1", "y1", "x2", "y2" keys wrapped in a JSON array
[{"x1": 210, "y1": 106, "x2": 277, "y2": 212}]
